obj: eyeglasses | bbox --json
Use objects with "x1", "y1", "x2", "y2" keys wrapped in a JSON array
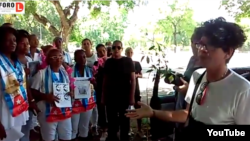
[
  {"x1": 195, "y1": 82, "x2": 209, "y2": 105},
  {"x1": 50, "y1": 55, "x2": 63, "y2": 60},
  {"x1": 195, "y1": 43, "x2": 215, "y2": 52},
  {"x1": 112, "y1": 46, "x2": 122, "y2": 50}
]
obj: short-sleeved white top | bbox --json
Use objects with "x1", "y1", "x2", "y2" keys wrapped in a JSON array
[{"x1": 185, "y1": 68, "x2": 250, "y2": 125}]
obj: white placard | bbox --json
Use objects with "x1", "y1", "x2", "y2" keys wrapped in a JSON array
[
  {"x1": 27, "y1": 61, "x2": 40, "y2": 77},
  {"x1": 33, "y1": 53, "x2": 40, "y2": 61},
  {"x1": 1, "y1": 127, "x2": 24, "y2": 141},
  {"x1": 74, "y1": 77, "x2": 91, "y2": 99},
  {"x1": 53, "y1": 83, "x2": 71, "y2": 108}
]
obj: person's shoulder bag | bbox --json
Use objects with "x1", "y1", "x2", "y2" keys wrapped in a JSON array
[{"x1": 174, "y1": 71, "x2": 206, "y2": 141}]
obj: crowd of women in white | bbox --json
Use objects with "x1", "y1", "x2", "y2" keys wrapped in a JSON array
[{"x1": 0, "y1": 23, "x2": 110, "y2": 141}]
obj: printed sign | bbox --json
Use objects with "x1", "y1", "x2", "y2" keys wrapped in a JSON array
[
  {"x1": 74, "y1": 77, "x2": 91, "y2": 99},
  {"x1": 0, "y1": 2, "x2": 25, "y2": 14},
  {"x1": 27, "y1": 61, "x2": 40, "y2": 77},
  {"x1": 53, "y1": 83, "x2": 71, "y2": 108}
]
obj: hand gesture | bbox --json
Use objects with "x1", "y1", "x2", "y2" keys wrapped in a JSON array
[
  {"x1": 0, "y1": 122, "x2": 6, "y2": 140},
  {"x1": 45, "y1": 93, "x2": 60, "y2": 104},
  {"x1": 67, "y1": 91, "x2": 74, "y2": 98},
  {"x1": 176, "y1": 77, "x2": 189, "y2": 94},
  {"x1": 125, "y1": 101, "x2": 153, "y2": 119}
]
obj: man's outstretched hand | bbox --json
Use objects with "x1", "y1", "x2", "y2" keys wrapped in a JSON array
[{"x1": 125, "y1": 101, "x2": 153, "y2": 119}]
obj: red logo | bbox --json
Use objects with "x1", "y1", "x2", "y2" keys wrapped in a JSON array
[{"x1": 16, "y1": 2, "x2": 24, "y2": 12}]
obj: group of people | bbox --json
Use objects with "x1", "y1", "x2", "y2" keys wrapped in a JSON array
[{"x1": 0, "y1": 22, "x2": 144, "y2": 141}]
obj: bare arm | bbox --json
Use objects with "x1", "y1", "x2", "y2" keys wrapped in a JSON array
[
  {"x1": 152, "y1": 104, "x2": 190, "y2": 123},
  {"x1": 30, "y1": 88, "x2": 48, "y2": 101},
  {"x1": 130, "y1": 72, "x2": 136, "y2": 102}
]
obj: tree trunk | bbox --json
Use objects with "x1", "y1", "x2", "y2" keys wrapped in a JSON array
[
  {"x1": 173, "y1": 32, "x2": 177, "y2": 53},
  {"x1": 32, "y1": 1, "x2": 79, "y2": 50},
  {"x1": 62, "y1": 29, "x2": 71, "y2": 51}
]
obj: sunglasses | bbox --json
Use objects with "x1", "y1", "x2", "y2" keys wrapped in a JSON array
[
  {"x1": 195, "y1": 82, "x2": 209, "y2": 105},
  {"x1": 50, "y1": 55, "x2": 63, "y2": 60},
  {"x1": 112, "y1": 46, "x2": 122, "y2": 50}
]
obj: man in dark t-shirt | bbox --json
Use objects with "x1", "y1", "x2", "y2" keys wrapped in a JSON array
[{"x1": 103, "y1": 40, "x2": 136, "y2": 140}]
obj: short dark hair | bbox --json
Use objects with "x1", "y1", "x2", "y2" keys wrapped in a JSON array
[
  {"x1": 1, "y1": 23, "x2": 13, "y2": 27},
  {"x1": 81, "y1": 38, "x2": 92, "y2": 45},
  {"x1": 16, "y1": 29, "x2": 29, "y2": 43},
  {"x1": 96, "y1": 44, "x2": 105, "y2": 51},
  {"x1": 53, "y1": 37, "x2": 62, "y2": 43},
  {"x1": 113, "y1": 40, "x2": 123, "y2": 47},
  {"x1": 201, "y1": 17, "x2": 246, "y2": 52},
  {"x1": 74, "y1": 49, "x2": 85, "y2": 61},
  {"x1": 105, "y1": 41, "x2": 112, "y2": 46},
  {"x1": 0, "y1": 27, "x2": 17, "y2": 52}
]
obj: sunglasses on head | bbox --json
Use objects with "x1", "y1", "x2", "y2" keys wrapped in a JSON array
[
  {"x1": 112, "y1": 46, "x2": 122, "y2": 50},
  {"x1": 50, "y1": 55, "x2": 63, "y2": 60},
  {"x1": 195, "y1": 82, "x2": 209, "y2": 105}
]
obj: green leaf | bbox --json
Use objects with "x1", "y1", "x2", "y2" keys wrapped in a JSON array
[
  {"x1": 150, "y1": 65, "x2": 157, "y2": 69},
  {"x1": 157, "y1": 42, "x2": 162, "y2": 51},
  {"x1": 149, "y1": 46, "x2": 155, "y2": 50},
  {"x1": 146, "y1": 69, "x2": 153, "y2": 73},
  {"x1": 146, "y1": 56, "x2": 150, "y2": 64},
  {"x1": 141, "y1": 56, "x2": 145, "y2": 62}
]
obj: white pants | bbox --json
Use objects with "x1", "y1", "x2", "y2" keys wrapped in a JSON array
[
  {"x1": 91, "y1": 107, "x2": 98, "y2": 127},
  {"x1": 38, "y1": 114, "x2": 72, "y2": 141},
  {"x1": 71, "y1": 109, "x2": 93, "y2": 139}
]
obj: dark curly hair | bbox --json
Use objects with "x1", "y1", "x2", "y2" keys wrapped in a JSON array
[
  {"x1": 201, "y1": 17, "x2": 247, "y2": 52},
  {"x1": 191, "y1": 27, "x2": 204, "y2": 43}
]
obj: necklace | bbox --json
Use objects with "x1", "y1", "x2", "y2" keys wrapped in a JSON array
[{"x1": 207, "y1": 68, "x2": 229, "y2": 83}]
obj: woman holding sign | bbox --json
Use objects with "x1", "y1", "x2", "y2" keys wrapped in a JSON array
[
  {"x1": 0, "y1": 27, "x2": 30, "y2": 141},
  {"x1": 31, "y1": 49, "x2": 73, "y2": 141},
  {"x1": 71, "y1": 49, "x2": 96, "y2": 141}
]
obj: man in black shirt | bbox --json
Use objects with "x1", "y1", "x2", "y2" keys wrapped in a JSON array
[{"x1": 103, "y1": 40, "x2": 136, "y2": 140}]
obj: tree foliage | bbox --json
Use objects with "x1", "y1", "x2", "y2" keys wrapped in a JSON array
[
  {"x1": 221, "y1": 0, "x2": 250, "y2": 21},
  {"x1": 156, "y1": 0, "x2": 196, "y2": 51},
  {"x1": 23, "y1": 0, "x2": 135, "y2": 48}
]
